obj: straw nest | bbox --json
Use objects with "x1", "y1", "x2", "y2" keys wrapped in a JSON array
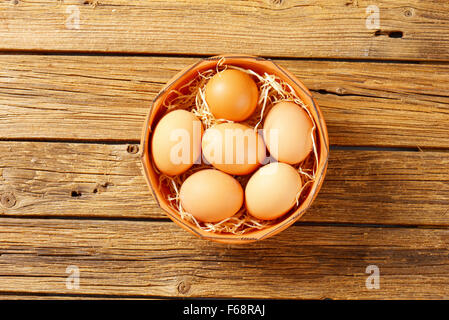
[{"x1": 152, "y1": 58, "x2": 318, "y2": 235}]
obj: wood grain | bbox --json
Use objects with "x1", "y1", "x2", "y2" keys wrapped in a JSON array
[
  {"x1": 1, "y1": 141, "x2": 448, "y2": 226},
  {"x1": 0, "y1": 0, "x2": 448, "y2": 300},
  {"x1": 1, "y1": 217, "x2": 449, "y2": 299},
  {"x1": 0, "y1": 55, "x2": 448, "y2": 147},
  {"x1": 0, "y1": 0, "x2": 448, "y2": 60}
]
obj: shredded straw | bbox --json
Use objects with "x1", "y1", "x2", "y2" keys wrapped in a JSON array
[{"x1": 154, "y1": 59, "x2": 319, "y2": 235}]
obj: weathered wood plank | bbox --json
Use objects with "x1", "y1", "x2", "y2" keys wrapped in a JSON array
[
  {"x1": 309, "y1": 148, "x2": 449, "y2": 225},
  {"x1": 0, "y1": 141, "x2": 159, "y2": 218},
  {"x1": 0, "y1": 0, "x2": 448, "y2": 60},
  {"x1": 1, "y1": 55, "x2": 448, "y2": 147},
  {"x1": 1, "y1": 141, "x2": 448, "y2": 226},
  {"x1": 0, "y1": 218, "x2": 448, "y2": 299}
]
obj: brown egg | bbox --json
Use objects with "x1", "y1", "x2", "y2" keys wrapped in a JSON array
[
  {"x1": 151, "y1": 110, "x2": 203, "y2": 176},
  {"x1": 263, "y1": 101, "x2": 314, "y2": 164},
  {"x1": 180, "y1": 169, "x2": 244, "y2": 223},
  {"x1": 245, "y1": 162, "x2": 302, "y2": 220},
  {"x1": 205, "y1": 69, "x2": 259, "y2": 121},
  {"x1": 202, "y1": 123, "x2": 266, "y2": 175}
]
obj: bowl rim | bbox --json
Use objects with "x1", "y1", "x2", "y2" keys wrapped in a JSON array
[{"x1": 140, "y1": 54, "x2": 329, "y2": 244}]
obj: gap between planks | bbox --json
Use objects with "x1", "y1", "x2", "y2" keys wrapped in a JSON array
[{"x1": 0, "y1": 50, "x2": 449, "y2": 65}]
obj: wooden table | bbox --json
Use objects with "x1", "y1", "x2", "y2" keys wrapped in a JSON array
[{"x1": 0, "y1": 0, "x2": 448, "y2": 300}]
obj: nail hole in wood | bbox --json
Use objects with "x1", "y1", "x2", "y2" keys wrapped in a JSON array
[
  {"x1": 374, "y1": 30, "x2": 403, "y2": 38},
  {"x1": 71, "y1": 191, "x2": 82, "y2": 197},
  {"x1": 388, "y1": 31, "x2": 403, "y2": 38},
  {"x1": 127, "y1": 145, "x2": 139, "y2": 154}
]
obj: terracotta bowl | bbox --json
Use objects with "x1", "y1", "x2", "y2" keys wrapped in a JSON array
[{"x1": 140, "y1": 55, "x2": 329, "y2": 244}]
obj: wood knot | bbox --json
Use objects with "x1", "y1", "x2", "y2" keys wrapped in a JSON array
[
  {"x1": 71, "y1": 190, "x2": 82, "y2": 198},
  {"x1": 127, "y1": 144, "x2": 139, "y2": 154},
  {"x1": 0, "y1": 192, "x2": 16, "y2": 208},
  {"x1": 345, "y1": 0, "x2": 358, "y2": 7},
  {"x1": 336, "y1": 87, "x2": 346, "y2": 95},
  {"x1": 93, "y1": 182, "x2": 110, "y2": 194},
  {"x1": 177, "y1": 280, "x2": 191, "y2": 294},
  {"x1": 403, "y1": 8, "x2": 414, "y2": 17},
  {"x1": 83, "y1": 0, "x2": 99, "y2": 6},
  {"x1": 269, "y1": 0, "x2": 284, "y2": 5}
]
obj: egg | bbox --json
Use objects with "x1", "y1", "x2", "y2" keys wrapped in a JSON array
[
  {"x1": 263, "y1": 101, "x2": 314, "y2": 164},
  {"x1": 180, "y1": 169, "x2": 244, "y2": 222},
  {"x1": 205, "y1": 69, "x2": 259, "y2": 121},
  {"x1": 202, "y1": 123, "x2": 266, "y2": 175},
  {"x1": 245, "y1": 162, "x2": 302, "y2": 220},
  {"x1": 151, "y1": 109, "x2": 203, "y2": 176}
]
